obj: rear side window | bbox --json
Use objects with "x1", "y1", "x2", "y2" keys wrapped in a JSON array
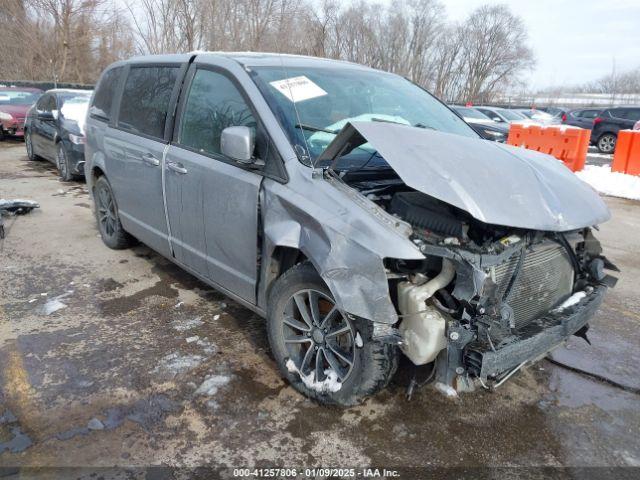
[
  {"x1": 625, "y1": 109, "x2": 640, "y2": 121},
  {"x1": 609, "y1": 109, "x2": 626, "y2": 119},
  {"x1": 90, "y1": 67, "x2": 122, "y2": 121},
  {"x1": 577, "y1": 110, "x2": 599, "y2": 119},
  {"x1": 179, "y1": 69, "x2": 256, "y2": 156},
  {"x1": 118, "y1": 66, "x2": 179, "y2": 139}
]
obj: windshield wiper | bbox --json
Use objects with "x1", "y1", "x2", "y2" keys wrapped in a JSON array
[
  {"x1": 294, "y1": 123, "x2": 338, "y2": 134},
  {"x1": 413, "y1": 122, "x2": 435, "y2": 130}
]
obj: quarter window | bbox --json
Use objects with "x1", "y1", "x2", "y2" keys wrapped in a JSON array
[
  {"x1": 180, "y1": 69, "x2": 256, "y2": 157},
  {"x1": 90, "y1": 67, "x2": 122, "y2": 121},
  {"x1": 626, "y1": 109, "x2": 640, "y2": 121},
  {"x1": 118, "y1": 66, "x2": 179, "y2": 139}
]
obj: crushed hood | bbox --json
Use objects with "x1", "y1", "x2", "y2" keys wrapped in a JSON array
[{"x1": 319, "y1": 121, "x2": 610, "y2": 231}]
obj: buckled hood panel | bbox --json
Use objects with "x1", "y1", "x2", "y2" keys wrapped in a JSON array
[{"x1": 320, "y1": 122, "x2": 611, "y2": 231}]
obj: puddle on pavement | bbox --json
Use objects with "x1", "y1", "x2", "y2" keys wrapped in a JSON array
[
  {"x1": 0, "y1": 409, "x2": 32, "y2": 454},
  {"x1": 97, "y1": 279, "x2": 180, "y2": 316},
  {"x1": 546, "y1": 366, "x2": 640, "y2": 411}
]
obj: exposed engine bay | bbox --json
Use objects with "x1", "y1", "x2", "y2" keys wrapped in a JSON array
[{"x1": 341, "y1": 168, "x2": 619, "y2": 393}]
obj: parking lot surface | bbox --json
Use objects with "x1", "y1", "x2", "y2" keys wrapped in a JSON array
[{"x1": 1, "y1": 140, "x2": 639, "y2": 475}]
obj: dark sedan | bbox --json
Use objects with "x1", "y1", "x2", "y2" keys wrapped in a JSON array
[{"x1": 24, "y1": 89, "x2": 92, "y2": 181}]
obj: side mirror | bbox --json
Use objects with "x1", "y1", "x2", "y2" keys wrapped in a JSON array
[{"x1": 221, "y1": 126, "x2": 255, "y2": 164}]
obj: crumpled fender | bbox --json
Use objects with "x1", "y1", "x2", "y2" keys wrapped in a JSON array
[{"x1": 260, "y1": 169, "x2": 424, "y2": 325}]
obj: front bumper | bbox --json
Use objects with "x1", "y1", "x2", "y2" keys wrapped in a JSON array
[
  {"x1": 63, "y1": 140, "x2": 87, "y2": 175},
  {"x1": 1, "y1": 121, "x2": 25, "y2": 137},
  {"x1": 468, "y1": 285, "x2": 606, "y2": 379}
]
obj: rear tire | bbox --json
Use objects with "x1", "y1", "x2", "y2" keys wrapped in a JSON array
[
  {"x1": 93, "y1": 176, "x2": 135, "y2": 249},
  {"x1": 597, "y1": 133, "x2": 616, "y2": 154},
  {"x1": 267, "y1": 262, "x2": 398, "y2": 406}
]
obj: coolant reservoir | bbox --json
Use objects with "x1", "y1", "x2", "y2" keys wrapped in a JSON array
[{"x1": 398, "y1": 281, "x2": 448, "y2": 365}]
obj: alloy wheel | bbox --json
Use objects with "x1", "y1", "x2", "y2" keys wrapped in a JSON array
[
  {"x1": 282, "y1": 289, "x2": 356, "y2": 384},
  {"x1": 96, "y1": 184, "x2": 117, "y2": 239},
  {"x1": 26, "y1": 133, "x2": 33, "y2": 159},
  {"x1": 598, "y1": 134, "x2": 616, "y2": 153},
  {"x1": 57, "y1": 147, "x2": 68, "y2": 179}
]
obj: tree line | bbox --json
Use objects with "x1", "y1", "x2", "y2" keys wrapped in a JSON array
[{"x1": 0, "y1": 0, "x2": 535, "y2": 104}]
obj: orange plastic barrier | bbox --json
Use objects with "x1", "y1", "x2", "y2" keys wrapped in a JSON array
[
  {"x1": 507, "y1": 124, "x2": 591, "y2": 172},
  {"x1": 611, "y1": 130, "x2": 640, "y2": 176}
]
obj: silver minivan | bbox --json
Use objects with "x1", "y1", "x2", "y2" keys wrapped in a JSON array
[{"x1": 85, "y1": 53, "x2": 617, "y2": 406}]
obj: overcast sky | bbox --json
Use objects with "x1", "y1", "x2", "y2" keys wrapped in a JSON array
[{"x1": 444, "y1": 0, "x2": 640, "y2": 90}]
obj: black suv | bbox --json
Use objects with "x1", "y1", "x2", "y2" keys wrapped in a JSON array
[{"x1": 591, "y1": 107, "x2": 640, "y2": 153}]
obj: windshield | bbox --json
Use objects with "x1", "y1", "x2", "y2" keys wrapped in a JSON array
[
  {"x1": 0, "y1": 90, "x2": 41, "y2": 106},
  {"x1": 453, "y1": 107, "x2": 492, "y2": 120},
  {"x1": 250, "y1": 66, "x2": 478, "y2": 170}
]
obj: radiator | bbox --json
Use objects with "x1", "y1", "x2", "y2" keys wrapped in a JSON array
[{"x1": 493, "y1": 242, "x2": 575, "y2": 329}]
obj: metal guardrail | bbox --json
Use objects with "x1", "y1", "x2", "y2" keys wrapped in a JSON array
[{"x1": 0, "y1": 80, "x2": 94, "y2": 91}]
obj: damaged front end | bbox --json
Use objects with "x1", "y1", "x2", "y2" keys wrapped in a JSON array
[
  {"x1": 320, "y1": 121, "x2": 618, "y2": 395},
  {"x1": 390, "y1": 226, "x2": 616, "y2": 394}
]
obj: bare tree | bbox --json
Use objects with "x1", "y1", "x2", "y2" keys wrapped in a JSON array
[
  {"x1": 456, "y1": 5, "x2": 534, "y2": 103},
  {"x1": 1, "y1": 0, "x2": 535, "y2": 97}
]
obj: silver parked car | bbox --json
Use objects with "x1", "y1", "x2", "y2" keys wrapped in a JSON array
[{"x1": 85, "y1": 53, "x2": 617, "y2": 406}]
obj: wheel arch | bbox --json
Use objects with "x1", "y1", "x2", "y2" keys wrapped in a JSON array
[{"x1": 261, "y1": 246, "x2": 309, "y2": 307}]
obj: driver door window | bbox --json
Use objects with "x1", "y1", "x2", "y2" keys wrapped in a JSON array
[{"x1": 179, "y1": 69, "x2": 257, "y2": 158}]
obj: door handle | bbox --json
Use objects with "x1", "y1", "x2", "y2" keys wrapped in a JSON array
[
  {"x1": 167, "y1": 161, "x2": 188, "y2": 174},
  {"x1": 141, "y1": 153, "x2": 160, "y2": 166}
]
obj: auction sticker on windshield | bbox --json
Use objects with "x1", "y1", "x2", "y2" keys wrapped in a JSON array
[{"x1": 269, "y1": 76, "x2": 327, "y2": 102}]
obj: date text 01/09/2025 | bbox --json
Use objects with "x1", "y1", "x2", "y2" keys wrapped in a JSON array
[{"x1": 232, "y1": 468, "x2": 400, "y2": 478}]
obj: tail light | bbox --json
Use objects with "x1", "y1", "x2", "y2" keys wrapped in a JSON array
[
  {"x1": 561, "y1": 113, "x2": 567, "y2": 122},
  {"x1": 593, "y1": 117, "x2": 602, "y2": 125}
]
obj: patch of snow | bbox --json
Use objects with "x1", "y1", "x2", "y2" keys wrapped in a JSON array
[
  {"x1": 28, "y1": 298, "x2": 36, "y2": 304},
  {"x1": 434, "y1": 382, "x2": 458, "y2": 398},
  {"x1": 552, "y1": 291, "x2": 587, "y2": 312},
  {"x1": 153, "y1": 352, "x2": 203, "y2": 377},
  {"x1": 213, "y1": 314, "x2": 220, "y2": 321},
  {"x1": 355, "y1": 332, "x2": 363, "y2": 348},
  {"x1": 87, "y1": 418, "x2": 104, "y2": 430},
  {"x1": 171, "y1": 317, "x2": 203, "y2": 332},
  {"x1": 37, "y1": 292, "x2": 72, "y2": 315},
  {"x1": 587, "y1": 152, "x2": 612, "y2": 159},
  {"x1": 285, "y1": 358, "x2": 298, "y2": 374},
  {"x1": 196, "y1": 337, "x2": 216, "y2": 355},
  {"x1": 185, "y1": 336, "x2": 199, "y2": 343},
  {"x1": 38, "y1": 299, "x2": 67, "y2": 315},
  {"x1": 575, "y1": 165, "x2": 640, "y2": 201},
  {"x1": 285, "y1": 358, "x2": 342, "y2": 393},
  {"x1": 194, "y1": 375, "x2": 232, "y2": 396}
]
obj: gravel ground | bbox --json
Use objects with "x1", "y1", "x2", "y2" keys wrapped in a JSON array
[{"x1": 1, "y1": 140, "x2": 639, "y2": 479}]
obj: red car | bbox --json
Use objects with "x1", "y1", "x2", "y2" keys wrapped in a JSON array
[{"x1": 0, "y1": 87, "x2": 43, "y2": 139}]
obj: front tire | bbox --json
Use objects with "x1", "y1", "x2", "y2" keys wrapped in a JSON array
[
  {"x1": 267, "y1": 262, "x2": 398, "y2": 406},
  {"x1": 93, "y1": 176, "x2": 135, "y2": 249},
  {"x1": 25, "y1": 130, "x2": 39, "y2": 161},
  {"x1": 597, "y1": 133, "x2": 616, "y2": 154},
  {"x1": 56, "y1": 143, "x2": 76, "y2": 181}
]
